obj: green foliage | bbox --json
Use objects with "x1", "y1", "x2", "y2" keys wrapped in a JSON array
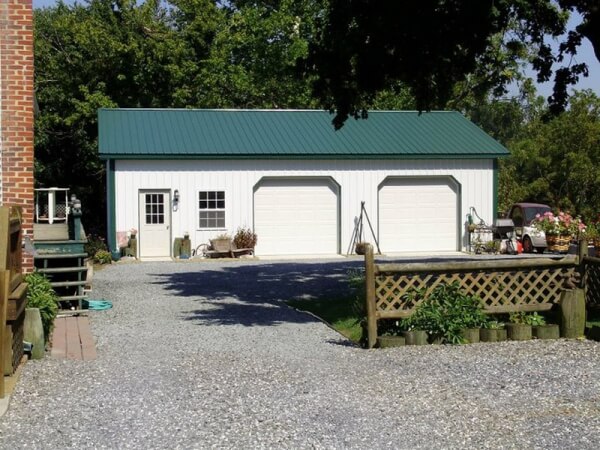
[
  {"x1": 484, "y1": 320, "x2": 505, "y2": 330},
  {"x1": 233, "y1": 227, "x2": 258, "y2": 249},
  {"x1": 25, "y1": 273, "x2": 59, "y2": 343},
  {"x1": 404, "y1": 283, "x2": 489, "y2": 344},
  {"x1": 509, "y1": 312, "x2": 547, "y2": 326},
  {"x1": 499, "y1": 91, "x2": 600, "y2": 221},
  {"x1": 307, "y1": 0, "x2": 599, "y2": 128},
  {"x1": 85, "y1": 233, "x2": 108, "y2": 257},
  {"x1": 94, "y1": 250, "x2": 113, "y2": 264}
]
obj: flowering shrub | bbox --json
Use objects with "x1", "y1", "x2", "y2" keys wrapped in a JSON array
[{"x1": 532, "y1": 211, "x2": 585, "y2": 237}]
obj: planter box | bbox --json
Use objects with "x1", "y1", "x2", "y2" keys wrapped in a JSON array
[
  {"x1": 480, "y1": 328, "x2": 506, "y2": 343},
  {"x1": 506, "y1": 323, "x2": 532, "y2": 341},
  {"x1": 460, "y1": 328, "x2": 480, "y2": 344},
  {"x1": 533, "y1": 324, "x2": 560, "y2": 340},
  {"x1": 403, "y1": 330, "x2": 428, "y2": 345}
]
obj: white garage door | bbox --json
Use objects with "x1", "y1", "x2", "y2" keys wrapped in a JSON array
[
  {"x1": 379, "y1": 178, "x2": 458, "y2": 253},
  {"x1": 254, "y1": 178, "x2": 339, "y2": 255}
]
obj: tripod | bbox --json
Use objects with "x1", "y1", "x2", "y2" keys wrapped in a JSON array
[{"x1": 348, "y1": 201, "x2": 381, "y2": 255}]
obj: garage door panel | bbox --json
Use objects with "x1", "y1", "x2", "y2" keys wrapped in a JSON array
[
  {"x1": 379, "y1": 178, "x2": 458, "y2": 253},
  {"x1": 254, "y1": 179, "x2": 339, "y2": 255}
]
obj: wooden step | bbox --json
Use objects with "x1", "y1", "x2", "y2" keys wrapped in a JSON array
[
  {"x1": 37, "y1": 267, "x2": 88, "y2": 274},
  {"x1": 58, "y1": 295, "x2": 88, "y2": 301},
  {"x1": 50, "y1": 280, "x2": 86, "y2": 288},
  {"x1": 35, "y1": 253, "x2": 88, "y2": 260}
]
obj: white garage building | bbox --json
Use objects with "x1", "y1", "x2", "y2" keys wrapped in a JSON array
[{"x1": 98, "y1": 109, "x2": 508, "y2": 260}]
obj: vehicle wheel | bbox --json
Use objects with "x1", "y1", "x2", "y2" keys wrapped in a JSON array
[{"x1": 522, "y1": 236, "x2": 534, "y2": 253}]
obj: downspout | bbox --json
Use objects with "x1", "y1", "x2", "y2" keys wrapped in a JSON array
[
  {"x1": 106, "y1": 159, "x2": 118, "y2": 258},
  {"x1": 492, "y1": 159, "x2": 499, "y2": 220}
]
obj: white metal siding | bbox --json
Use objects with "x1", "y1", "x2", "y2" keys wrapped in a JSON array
[
  {"x1": 113, "y1": 159, "x2": 494, "y2": 255},
  {"x1": 379, "y1": 178, "x2": 458, "y2": 252},
  {"x1": 254, "y1": 178, "x2": 338, "y2": 255}
]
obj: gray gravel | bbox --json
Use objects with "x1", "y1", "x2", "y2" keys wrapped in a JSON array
[{"x1": 1, "y1": 258, "x2": 600, "y2": 449}]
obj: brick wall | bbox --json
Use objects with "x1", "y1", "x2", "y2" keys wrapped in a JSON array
[{"x1": 0, "y1": 0, "x2": 35, "y2": 271}]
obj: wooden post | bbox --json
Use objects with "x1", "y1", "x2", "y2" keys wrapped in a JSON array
[
  {"x1": 364, "y1": 244, "x2": 378, "y2": 348},
  {"x1": 0, "y1": 271, "x2": 10, "y2": 398},
  {"x1": 560, "y1": 288, "x2": 586, "y2": 338}
]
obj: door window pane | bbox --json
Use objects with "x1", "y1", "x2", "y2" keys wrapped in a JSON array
[{"x1": 145, "y1": 193, "x2": 165, "y2": 225}]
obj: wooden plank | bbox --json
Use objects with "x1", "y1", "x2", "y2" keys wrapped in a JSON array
[
  {"x1": 376, "y1": 255, "x2": 577, "y2": 274},
  {"x1": 0, "y1": 271, "x2": 10, "y2": 397},
  {"x1": 50, "y1": 317, "x2": 67, "y2": 359},
  {"x1": 77, "y1": 316, "x2": 97, "y2": 361},
  {"x1": 65, "y1": 317, "x2": 82, "y2": 360},
  {"x1": 7, "y1": 282, "x2": 27, "y2": 321}
]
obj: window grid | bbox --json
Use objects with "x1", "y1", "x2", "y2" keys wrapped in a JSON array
[
  {"x1": 199, "y1": 191, "x2": 225, "y2": 228},
  {"x1": 145, "y1": 193, "x2": 165, "y2": 225}
]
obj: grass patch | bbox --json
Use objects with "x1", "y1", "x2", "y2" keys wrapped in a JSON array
[
  {"x1": 587, "y1": 309, "x2": 600, "y2": 328},
  {"x1": 287, "y1": 296, "x2": 363, "y2": 344}
]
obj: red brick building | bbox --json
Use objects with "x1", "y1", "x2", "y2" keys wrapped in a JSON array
[{"x1": 0, "y1": 0, "x2": 35, "y2": 269}]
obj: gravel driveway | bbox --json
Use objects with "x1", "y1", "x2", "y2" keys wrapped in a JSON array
[{"x1": 1, "y1": 258, "x2": 600, "y2": 449}]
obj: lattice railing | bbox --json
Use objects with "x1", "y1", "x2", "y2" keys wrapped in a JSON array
[
  {"x1": 363, "y1": 244, "x2": 581, "y2": 348},
  {"x1": 584, "y1": 256, "x2": 600, "y2": 307},
  {"x1": 375, "y1": 262, "x2": 576, "y2": 318}
]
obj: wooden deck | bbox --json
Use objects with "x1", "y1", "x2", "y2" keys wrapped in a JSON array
[{"x1": 50, "y1": 315, "x2": 97, "y2": 360}]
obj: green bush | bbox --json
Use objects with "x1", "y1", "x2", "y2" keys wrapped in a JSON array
[
  {"x1": 233, "y1": 227, "x2": 257, "y2": 249},
  {"x1": 403, "y1": 283, "x2": 489, "y2": 344},
  {"x1": 25, "y1": 272, "x2": 59, "y2": 343},
  {"x1": 509, "y1": 311, "x2": 546, "y2": 326},
  {"x1": 85, "y1": 233, "x2": 107, "y2": 257},
  {"x1": 94, "y1": 250, "x2": 112, "y2": 264}
]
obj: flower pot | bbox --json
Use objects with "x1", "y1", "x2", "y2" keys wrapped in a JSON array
[
  {"x1": 546, "y1": 235, "x2": 570, "y2": 253},
  {"x1": 481, "y1": 327, "x2": 507, "y2": 342},
  {"x1": 377, "y1": 335, "x2": 405, "y2": 348},
  {"x1": 506, "y1": 323, "x2": 532, "y2": 341},
  {"x1": 403, "y1": 330, "x2": 428, "y2": 345},
  {"x1": 460, "y1": 328, "x2": 480, "y2": 344},
  {"x1": 355, "y1": 242, "x2": 368, "y2": 255},
  {"x1": 533, "y1": 324, "x2": 560, "y2": 340}
]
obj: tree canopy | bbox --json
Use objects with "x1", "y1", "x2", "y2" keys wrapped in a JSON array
[{"x1": 308, "y1": 0, "x2": 599, "y2": 128}]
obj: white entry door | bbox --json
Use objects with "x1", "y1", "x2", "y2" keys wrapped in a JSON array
[
  {"x1": 139, "y1": 190, "x2": 171, "y2": 259},
  {"x1": 379, "y1": 177, "x2": 459, "y2": 253},
  {"x1": 254, "y1": 178, "x2": 339, "y2": 255}
]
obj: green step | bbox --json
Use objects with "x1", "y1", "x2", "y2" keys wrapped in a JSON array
[
  {"x1": 36, "y1": 267, "x2": 87, "y2": 274},
  {"x1": 58, "y1": 295, "x2": 88, "y2": 301},
  {"x1": 35, "y1": 253, "x2": 88, "y2": 259},
  {"x1": 50, "y1": 280, "x2": 86, "y2": 288}
]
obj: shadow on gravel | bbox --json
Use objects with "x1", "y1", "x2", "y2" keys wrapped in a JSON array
[{"x1": 150, "y1": 260, "x2": 363, "y2": 327}]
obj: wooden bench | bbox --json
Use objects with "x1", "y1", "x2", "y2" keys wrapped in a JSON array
[{"x1": 206, "y1": 238, "x2": 253, "y2": 258}]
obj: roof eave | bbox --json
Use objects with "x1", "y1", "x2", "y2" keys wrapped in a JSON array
[{"x1": 99, "y1": 152, "x2": 509, "y2": 161}]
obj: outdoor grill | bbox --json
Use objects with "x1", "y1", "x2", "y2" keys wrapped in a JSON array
[{"x1": 492, "y1": 218, "x2": 515, "y2": 239}]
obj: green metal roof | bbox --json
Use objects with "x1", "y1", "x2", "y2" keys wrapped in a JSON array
[{"x1": 98, "y1": 109, "x2": 509, "y2": 160}]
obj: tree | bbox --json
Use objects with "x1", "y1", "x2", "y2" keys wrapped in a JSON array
[
  {"x1": 499, "y1": 90, "x2": 600, "y2": 219},
  {"x1": 195, "y1": 0, "x2": 325, "y2": 109},
  {"x1": 34, "y1": 0, "x2": 221, "y2": 229},
  {"x1": 308, "y1": 0, "x2": 599, "y2": 128}
]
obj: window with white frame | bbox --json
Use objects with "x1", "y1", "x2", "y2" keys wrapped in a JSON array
[{"x1": 198, "y1": 191, "x2": 225, "y2": 228}]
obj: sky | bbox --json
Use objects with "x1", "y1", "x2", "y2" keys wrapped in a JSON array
[{"x1": 32, "y1": 0, "x2": 599, "y2": 99}]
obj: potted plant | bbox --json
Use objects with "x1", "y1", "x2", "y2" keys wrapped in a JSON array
[
  {"x1": 506, "y1": 312, "x2": 534, "y2": 340},
  {"x1": 480, "y1": 321, "x2": 507, "y2": 342},
  {"x1": 354, "y1": 242, "x2": 369, "y2": 255},
  {"x1": 403, "y1": 283, "x2": 488, "y2": 345},
  {"x1": 233, "y1": 227, "x2": 257, "y2": 250},
  {"x1": 532, "y1": 211, "x2": 585, "y2": 253},
  {"x1": 527, "y1": 313, "x2": 560, "y2": 339}
]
